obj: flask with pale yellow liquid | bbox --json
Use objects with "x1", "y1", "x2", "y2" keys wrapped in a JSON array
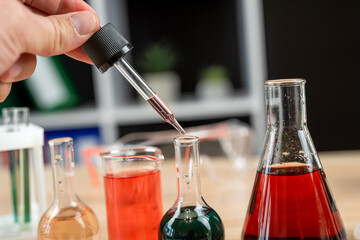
[{"x1": 38, "y1": 137, "x2": 99, "y2": 240}]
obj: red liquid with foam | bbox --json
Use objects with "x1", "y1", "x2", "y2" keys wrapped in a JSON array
[
  {"x1": 242, "y1": 164, "x2": 346, "y2": 240},
  {"x1": 104, "y1": 169, "x2": 163, "y2": 240}
]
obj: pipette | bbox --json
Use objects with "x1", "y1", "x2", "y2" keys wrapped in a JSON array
[{"x1": 82, "y1": 23, "x2": 185, "y2": 135}]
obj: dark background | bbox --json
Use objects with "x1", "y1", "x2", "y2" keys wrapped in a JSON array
[
  {"x1": 263, "y1": 0, "x2": 360, "y2": 151},
  {"x1": 127, "y1": 0, "x2": 243, "y2": 93}
]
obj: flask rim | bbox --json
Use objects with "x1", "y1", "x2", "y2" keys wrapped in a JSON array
[
  {"x1": 265, "y1": 78, "x2": 306, "y2": 87},
  {"x1": 173, "y1": 135, "x2": 200, "y2": 146},
  {"x1": 49, "y1": 137, "x2": 73, "y2": 146},
  {"x1": 100, "y1": 146, "x2": 164, "y2": 162}
]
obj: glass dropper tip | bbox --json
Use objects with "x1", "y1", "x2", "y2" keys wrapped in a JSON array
[{"x1": 170, "y1": 118, "x2": 186, "y2": 135}]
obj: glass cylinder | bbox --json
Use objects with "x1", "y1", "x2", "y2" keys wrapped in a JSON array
[
  {"x1": 2, "y1": 107, "x2": 30, "y2": 226},
  {"x1": 242, "y1": 79, "x2": 346, "y2": 239},
  {"x1": 100, "y1": 146, "x2": 164, "y2": 240},
  {"x1": 2, "y1": 107, "x2": 29, "y2": 130},
  {"x1": 38, "y1": 137, "x2": 99, "y2": 239},
  {"x1": 159, "y1": 135, "x2": 225, "y2": 240}
]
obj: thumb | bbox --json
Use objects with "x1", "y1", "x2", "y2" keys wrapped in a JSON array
[{"x1": 24, "y1": 10, "x2": 99, "y2": 56}]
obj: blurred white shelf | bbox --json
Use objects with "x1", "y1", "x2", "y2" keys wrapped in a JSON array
[
  {"x1": 114, "y1": 95, "x2": 254, "y2": 124},
  {"x1": 30, "y1": 106, "x2": 99, "y2": 129},
  {"x1": 30, "y1": 95, "x2": 254, "y2": 128}
]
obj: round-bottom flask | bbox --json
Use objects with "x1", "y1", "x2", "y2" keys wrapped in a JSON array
[
  {"x1": 159, "y1": 135, "x2": 224, "y2": 240},
  {"x1": 38, "y1": 137, "x2": 99, "y2": 239}
]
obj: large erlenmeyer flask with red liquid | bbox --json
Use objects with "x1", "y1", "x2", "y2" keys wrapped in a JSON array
[{"x1": 242, "y1": 79, "x2": 346, "y2": 240}]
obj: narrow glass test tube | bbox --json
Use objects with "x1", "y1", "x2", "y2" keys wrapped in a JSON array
[{"x1": 2, "y1": 107, "x2": 31, "y2": 226}]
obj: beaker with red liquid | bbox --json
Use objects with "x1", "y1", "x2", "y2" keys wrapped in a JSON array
[
  {"x1": 101, "y1": 146, "x2": 164, "y2": 240},
  {"x1": 242, "y1": 79, "x2": 346, "y2": 240}
]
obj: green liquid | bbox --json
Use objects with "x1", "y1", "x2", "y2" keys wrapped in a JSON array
[
  {"x1": 9, "y1": 151, "x2": 18, "y2": 223},
  {"x1": 159, "y1": 206, "x2": 225, "y2": 240},
  {"x1": 20, "y1": 149, "x2": 31, "y2": 223}
]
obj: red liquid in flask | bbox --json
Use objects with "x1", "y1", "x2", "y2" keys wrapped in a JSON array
[
  {"x1": 242, "y1": 164, "x2": 346, "y2": 240},
  {"x1": 104, "y1": 168, "x2": 163, "y2": 240}
]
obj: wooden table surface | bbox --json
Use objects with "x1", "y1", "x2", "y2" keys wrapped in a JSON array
[{"x1": 1, "y1": 150, "x2": 360, "y2": 239}]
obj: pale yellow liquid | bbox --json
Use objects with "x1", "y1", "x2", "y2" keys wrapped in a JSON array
[{"x1": 38, "y1": 205, "x2": 99, "y2": 240}]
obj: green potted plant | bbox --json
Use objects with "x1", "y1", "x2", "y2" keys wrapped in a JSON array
[
  {"x1": 196, "y1": 65, "x2": 232, "y2": 99},
  {"x1": 138, "y1": 43, "x2": 180, "y2": 102}
]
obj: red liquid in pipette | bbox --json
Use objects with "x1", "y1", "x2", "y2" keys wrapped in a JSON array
[
  {"x1": 242, "y1": 165, "x2": 346, "y2": 240},
  {"x1": 104, "y1": 169, "x2": 163, "y2": 240},
  {"x1": 147, "y1": 94, "x2": 185, "y2": 134}
]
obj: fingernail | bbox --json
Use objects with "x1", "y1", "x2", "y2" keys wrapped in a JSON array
[
  {"x1": 6, "y1": 64, "x2": 22, "y2": 80},
  {"x1": 70, "y1": 11, "x2": 97, "y2": 36}
]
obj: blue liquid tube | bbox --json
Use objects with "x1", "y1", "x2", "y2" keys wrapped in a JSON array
[{"x1": 82, "y1": 23, "x2": 185, "y2": 135}]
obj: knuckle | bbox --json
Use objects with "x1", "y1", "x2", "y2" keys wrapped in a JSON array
[{"x1": 46, "y1": 16, "x2": 71, "y2": 55}]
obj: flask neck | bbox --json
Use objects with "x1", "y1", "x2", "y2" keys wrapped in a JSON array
[
  {"x1": 174, "y1": 136, "x2": 206, "y2": 207},
  {"x1": 49, "y1": 138, "x2": 78, "y2": 207},
  {"x1": 265, "y1": 82, "x2": 307, "y2": 129},
  {"x1": 261, "y1": 80, "x2": 322, "y2": 170}
]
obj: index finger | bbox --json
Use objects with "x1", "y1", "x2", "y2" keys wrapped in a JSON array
[
  {"x1": 22, "y1": 0, "x2": 95, "y2": 15},
  {"x1": 65, "y1": 47, "x2": 93, "y2": 65}
]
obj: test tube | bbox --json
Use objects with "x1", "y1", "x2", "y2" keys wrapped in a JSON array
[
  {"x1": 82, "y1": 23, "x2": 185, "y2": 135},
  {"x1": 2, "y1": 108, "x2": 31, "y2": 226}
]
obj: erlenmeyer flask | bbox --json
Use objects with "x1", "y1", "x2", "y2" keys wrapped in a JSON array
[
  {"x1": 242, "y1": 79, "x2": 346, "y2": 240},
  {"x1": 38, "y1": 137, "x2": 99, "y2": 239},
  {"x1": 159, "y1": 135, "x2": 225, "y2": 240}
]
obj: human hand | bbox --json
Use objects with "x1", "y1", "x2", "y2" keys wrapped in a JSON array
[{"x1": 0, "y1": 0, "x2": 100, "y2": 102}]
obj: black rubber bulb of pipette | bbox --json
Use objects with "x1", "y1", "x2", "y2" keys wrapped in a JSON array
[{"x1": 81, "y1": 23, "x2": 133, "y2": 73}]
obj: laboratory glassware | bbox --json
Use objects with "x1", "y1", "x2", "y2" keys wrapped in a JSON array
[
  {"x1": 38, "y1": 137, "x2": 99, "y2": 240},
  {"x1": 82, "y1": 23, "x2": 185, "y2": 134},
  {"x1": 4, "y1": 107, "x2": 31, "y2": 225},
  {"x1": 100, "y1": 146, "x2": 164, "y2": 240},
  {"x1": 0, "y1": 107, "x2": 46, "y2": 239},
  {"x1": 242, "y1": 79, "x2": 346, "y2": 240},
  {"x1": 115, "y1": 119, "x2": 253, "y2": 172},
  {"x1": 159, "y1": 135, "x2": 224, "y2": 240}
]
